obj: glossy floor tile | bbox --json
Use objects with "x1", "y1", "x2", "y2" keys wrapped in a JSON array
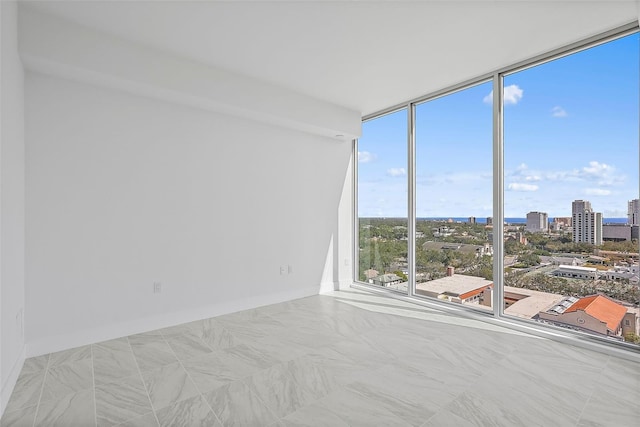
[
  {"x1": 94, "y1": 374, "x2": 153, "y2": 427},
  {"x1": 2, "y1": 288, "x2": 639, "y2": 426}
]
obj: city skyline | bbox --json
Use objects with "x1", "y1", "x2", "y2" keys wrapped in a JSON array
[
  {"x1": 358, "y1": 32, "x2": 639, "y2": 219},
  {"x1": 359, "y1": 199, "x2": 636, "y2": 222}
]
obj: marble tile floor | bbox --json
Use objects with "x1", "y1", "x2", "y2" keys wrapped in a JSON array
[{"x1": 1, "y1": 288, "x2": 639, "y2": 426}]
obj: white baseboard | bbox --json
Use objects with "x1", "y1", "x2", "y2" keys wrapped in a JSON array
[
  {"x1": 1, "y1": 345, "x2": 26, "y2": 418},
  {"x1": 26, "y1": 286, "x2": 320, "y2": 358},
  {"x1": 319, "y1": 280, "x2": 355, "y2": 293}
]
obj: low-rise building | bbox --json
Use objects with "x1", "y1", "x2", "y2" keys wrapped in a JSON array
[
  {"x1": 363, "y1": 269, "x2": 379, "y2": 280},
  {"x1": 602, "y1": 264, "x2": 639, "y2": 283},
  {"x1": 539, "y1": 294, "x2": 635, "y2": 338},
  {"x1": 432, "y1": 226, "x2": 453, "y2": 237},
  {"x1": 371, "y1": 273, "x2": 403, "y2": 287},
  {"x1": 602, "y1": 223, "x2": 636, "y2": 242},
  {"x1": 540, "y1": 256, "x2": 585, "y2": 266},
  {"x1": 502, "y1": 286, "x2": 566, "y2": 320},
  {"x1": 553, "y1": 217, "x2": 572, "y2": 228},
  {"x1": 552, "y1": 265, "x2": 598, "y2": 280},
  {"x1": 587, "y1": 255, "x2": 607, "y2": 265},
  {"x1": 505, "y1": 232, "x2": 527, "y2": 245},
  {"x1": 415, "y1": 268, "x2": 493, "y2": 304}
]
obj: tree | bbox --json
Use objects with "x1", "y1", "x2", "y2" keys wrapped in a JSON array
[
  {"x1": 505, "y1": 239, "x2": 524, "y2": 255},
  {"x1": 467, "y1": 255, "x2": 493, "y2": 280},
  {"x1": 393, "y1": 270, "x2": 408, "y2": 281},
  {"x1": 518, "y1": 253, "x2": 540, "y2": 267},
  {"x1": 526, "y1": 233, "x2": 549, "y2": 249},
  {"x1": 623, "y1": 332, "x2": 640, "y2": 344},
  {"x1": 602, "y1": 240, "x2": 638, "y2": 253}
]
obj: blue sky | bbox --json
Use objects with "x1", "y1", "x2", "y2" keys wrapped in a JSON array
[{"x1": 358, "y1": 32, "x2": 639, "y2": 219}]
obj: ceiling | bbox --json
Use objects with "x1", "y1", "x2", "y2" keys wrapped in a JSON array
[{"x1": 22, "y1": 0, "x2": 640, "y2": 116}]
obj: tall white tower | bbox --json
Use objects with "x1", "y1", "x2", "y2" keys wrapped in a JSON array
[
  {"x1": 628, "y1": 199, "x2": 640, "y2": 225},
  {"x1": 572, "y1": 200, "x2": 602, "y2": 245}
]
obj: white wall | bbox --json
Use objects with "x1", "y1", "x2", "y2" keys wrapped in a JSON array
[
  {"x1": 0, "y1": 0, "x2": 26, "y2": 415},
  {"x1": 25, "y1": 72, "x2": 353, "y2": 356},
  {"x1": 18, "y1": 6, "x2": 361, "y2": 142},
  {"x1": 337, "y1": 155, "x2": 354, "y2": 290}
]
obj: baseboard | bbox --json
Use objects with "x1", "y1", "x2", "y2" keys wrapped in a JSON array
[
  {"x1": 1, "y1": 345, "x2": 26, "y2": 418},
  {"x1": 26, "y1": 285, "x2": 320, "y2": 358},
  {"x1": 319, "y1": 280, "x2": 354, "y2": 293}
]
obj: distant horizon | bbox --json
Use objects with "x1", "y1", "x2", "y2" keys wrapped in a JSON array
[{"x1": 360, "y1": 216, "x2": 630, "y2": 225}]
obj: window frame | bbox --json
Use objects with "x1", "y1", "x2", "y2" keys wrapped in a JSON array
[{"x1": 353, "y1": 22, "x2": 640, "y2": 353}]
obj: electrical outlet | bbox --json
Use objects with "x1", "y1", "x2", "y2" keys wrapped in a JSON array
[
  {"x1": 280, "y1": 266, "x2": 286, "y2": 275},
  {"x1": 153, "y1": 282, "x2": 162, "y2": 293}
]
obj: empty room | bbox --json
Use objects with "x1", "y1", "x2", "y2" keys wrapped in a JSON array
[{"x1": 1, "y1": 1, "x2": 639, "y2": 426}]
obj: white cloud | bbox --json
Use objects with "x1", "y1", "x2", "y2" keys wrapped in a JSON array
[
  {"x1": 542, "y1": 161, "x2": 623, "y2": 186},
  {"x1": 387, "y1": 167, "x2": 406, "y2": 177},
  {"x1": 544, "y1": 171, "x2": 570, "y2": 182},
  {"x1": 358, "y1": 151, "x2": 375, "y2": 163},
  {"x1": 507, "y1": 183, "x2": 539, "y2": 192},
  {"x1": 483, "y1": 84, "x2": 523, "y2": 105},
  {"x1": 581, "y1": 161, "x2": 612, "y2": 178},
  {"x1": 504, "y1": 85, "x2": 524, "y2": 105},
  {"x1": 417, "y1": 171, "x2": 491, "y2": 186},
  {"x1": 579, "y1": 161, "x2": 623, "y2": 186},
  {"x1": 551, "y1": 106, "x2": 567, "y2": 118},
  {"x1": 507, "y1": 163, "x2": 541, "y2": 183},
  {"x1": 584, "y1": 188, "x2": 612, "y2": 196}
]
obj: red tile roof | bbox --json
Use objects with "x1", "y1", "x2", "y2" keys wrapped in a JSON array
[
  {"x1": 565, "y1": 295, "x2": 627, "y2": 332},
  {"x1": 459, "y1": 285, "x2": 491, "y2": 300}
]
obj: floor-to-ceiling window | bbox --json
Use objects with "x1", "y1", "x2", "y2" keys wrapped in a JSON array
[
  {"x1": 503, "y1": 32, "x2": 640, "y2": 343},
  {"x1": 414, "y1": 82, "x2": 494, "y2": 310},
  {"x1": 357, "y1": 109, "x2": 408, "y2": 292},
  {"x1": 355, "y1": 27, "x2": 640, "y2": 349}
]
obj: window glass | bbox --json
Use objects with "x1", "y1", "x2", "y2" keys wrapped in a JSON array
[
  {"x1": 414, "y1": 82, "x2": 494, "y2": 310},
  {"x1": 504, "y1": 33, "x2": 639, "y2": 346},
  {"x1": 357, "y1": 109, "x2": 408, "y2": 293}
]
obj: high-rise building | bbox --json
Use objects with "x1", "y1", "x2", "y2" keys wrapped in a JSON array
[
  {"x1": 572, "y1": 200, "x2": 603, "y2": 245},
  {"x1": 526, "y1": 211, "x2": 548, "y2": 233},
  {"x1": 628, "y1": 199, "x2": 640, "y2": 225}
]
